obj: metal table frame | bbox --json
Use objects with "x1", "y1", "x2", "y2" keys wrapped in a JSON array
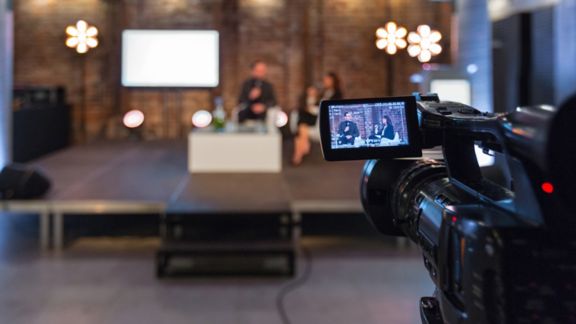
[
  {"x1": 50, "y1": 201, "x2": 165, "y2": 251},
  {"x1": 1, "y1": 200, "x2": 165, "y2": 252},
  {"x1": 1, "y1": 199, "x2": 371, "y2": 252},
  {"x1": 1, "y1": 200, "x2": 51, "y2": 251}
]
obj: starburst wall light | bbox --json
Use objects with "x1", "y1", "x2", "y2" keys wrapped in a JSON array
[
  {"x1": 375, "y1": 23, "x2": 443, "y2": 63},
  {"x1": 407, "y1": 25, "x2": 442, "y2": 63},
  {"x1": 65, "y1": 20, "x2": 99, "y2": 54},
  {"x1": 375, "y1": 22, "x2": 408, "y2": 55}
]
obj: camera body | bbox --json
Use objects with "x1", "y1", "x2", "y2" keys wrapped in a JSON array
[{"x1": 319, "y1": 94, "x2": 576, "y2": 323}]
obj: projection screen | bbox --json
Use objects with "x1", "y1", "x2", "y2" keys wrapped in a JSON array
[{"x1": 122, "y1": 30, "x2": 219, "y2": 87}]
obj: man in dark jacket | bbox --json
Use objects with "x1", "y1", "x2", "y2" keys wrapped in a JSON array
[
  {"x1": 237, "y1": 60, "x2": 277, "y2": 123},
  {"x1": 337, "y1": 112, "x2": 360, "y2": 145}
]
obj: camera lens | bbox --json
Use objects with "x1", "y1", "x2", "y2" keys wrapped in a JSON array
[
  {"x1": 361, "y1": 159, "x2": 447, "y2": 238},
  {"x1": 391, "y1": 160, "x2": 447, "y2": 241},
  {"x1": 361, "y1": 159, "x2": 414, "y2": 236}
]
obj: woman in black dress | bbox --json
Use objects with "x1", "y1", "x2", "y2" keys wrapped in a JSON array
[{"x1": 292, "y1": 72, "x2": 344, "y2": 165}]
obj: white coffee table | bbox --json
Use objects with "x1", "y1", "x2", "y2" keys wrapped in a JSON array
[{"x1": 188, "y1": 127, "x2": 282, "y2": 173}]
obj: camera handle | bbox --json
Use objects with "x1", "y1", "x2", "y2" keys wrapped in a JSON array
[
  {"x1": 442, "y1": 134, "x2": 482, "y2": 191},
  {"x1": 441, "y1": 127, "x2": 510, "y2": 204},
  {"x1": 439, "y1": 113, "x2": 547, "y2": 225},
  {"x1": 415, "y1": 97, "x2": 513, "y2": 203}
]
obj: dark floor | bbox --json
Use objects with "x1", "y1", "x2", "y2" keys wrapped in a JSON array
[
  {"x1": 0, "y1": 140, "x2": 434, "y2": 323},
  {"x1": 0, "y1": 213, "x2": 433, "y2": 324}
]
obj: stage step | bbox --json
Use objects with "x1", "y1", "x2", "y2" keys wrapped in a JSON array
[
  {"x1": 157, "y1": 212, "x2": 298, "y2": 278},
  {"x1": 156, "y1": 240, "x2": 295, "y2": 277}
]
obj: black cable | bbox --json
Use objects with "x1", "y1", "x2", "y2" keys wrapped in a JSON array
[{"x1": 275, "y1": 246, "x2": 313, "y2": 324}]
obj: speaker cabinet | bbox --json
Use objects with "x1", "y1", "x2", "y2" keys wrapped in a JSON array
[{"x1": 0, "y1": 165, "x2": 51, "y2": 199}]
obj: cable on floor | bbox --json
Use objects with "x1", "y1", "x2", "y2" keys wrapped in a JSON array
[{"x1": 275, "y1": 246, "x2": 313, "y2": 324}]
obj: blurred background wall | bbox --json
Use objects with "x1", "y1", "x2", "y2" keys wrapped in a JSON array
[
  {"x1": 12, "y1": 0, "x2": 453, "y2": 142},
  {"x1": 0, "y1": 0, "x2": 13, "y2": 168},
  {"x1": 491, "y1": 0, "x2": 576, "y2": 112},
  {"x1": 13, "y1": 0, "x2": 575, "y2": 143},
  {"x1": 554, "y1": 0, "x2": 576, "y2": 104}
]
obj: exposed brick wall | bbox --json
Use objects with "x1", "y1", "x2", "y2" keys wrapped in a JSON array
[
  {"x1": 319, "y1": 0, "x2": 452, "y2": 99},
  {"x1": 14, "y1": 0, "x2": 116, "y2": 141},
  {"x1": 13, "y1": 0, "x2": 452, "y2": 141}
]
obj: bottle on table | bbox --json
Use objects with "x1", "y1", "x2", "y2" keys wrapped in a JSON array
[{"x1": 212, "y1": 96, "x2": 226, "y2": 131}]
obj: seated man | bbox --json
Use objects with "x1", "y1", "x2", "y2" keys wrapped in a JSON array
[
  {"x1": 237, "y1": 60, "x2": 277, "y2": 123},
  {"x1": 337, "y1": 112, "x2": 359, "y2": 145}
]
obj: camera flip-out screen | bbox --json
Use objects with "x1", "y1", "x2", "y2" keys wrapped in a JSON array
[{"x1": 319, "y1": 96, "x2": 422, "y2": 161}]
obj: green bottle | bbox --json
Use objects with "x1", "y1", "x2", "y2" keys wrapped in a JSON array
[{"x1": 213, "y1": 97, "x2": 226, "y2": 131}]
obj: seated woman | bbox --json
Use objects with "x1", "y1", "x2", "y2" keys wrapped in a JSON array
[
  {"x1": 292, "y1": 72, "x2": 344, "y2": 166},
  {"x1": 367, "y1": 116, "x2": 395, "y2": 145},
  {"x1": 377, "y1": 115, "x2": 395, "y2": 140}
]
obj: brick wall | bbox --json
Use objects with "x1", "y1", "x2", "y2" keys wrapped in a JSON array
[
  {"x1": 320, "y1": 0, "x2": 452, "y2": 99},
  {"x1": 13, "y1": 0, "x2": 452, "y2": 141}
]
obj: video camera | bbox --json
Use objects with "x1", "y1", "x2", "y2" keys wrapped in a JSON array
[{"x1": 319, "y1": 94, "x2": 576, "y2": 323}]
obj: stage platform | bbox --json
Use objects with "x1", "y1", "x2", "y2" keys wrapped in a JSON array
[{"x1": 2, "y1": 140, "x2": 365, "y2": 251}]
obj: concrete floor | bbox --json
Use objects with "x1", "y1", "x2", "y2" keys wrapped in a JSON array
[{"x1": 0, "y1": 215, "x2": 433, "y2": 324}]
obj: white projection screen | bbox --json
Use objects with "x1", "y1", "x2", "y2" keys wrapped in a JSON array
[
  {"x1": 122, "y1": 30, "x2": 219, "y2": 87},
  {"x1": 430, "y1": 79, "x2": 472, "y2": 106}
]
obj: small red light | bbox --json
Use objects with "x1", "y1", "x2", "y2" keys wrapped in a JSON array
[
  {"x1": 451, "y1": 216, "x2": 457, "y2": 223},
  {"x1": 541, "y1": 182, "x2": 554, "y2": 194}
]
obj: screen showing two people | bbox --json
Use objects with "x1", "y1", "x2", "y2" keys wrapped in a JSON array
[{"x1": 328, "y1": 101, "x2": 410, "y2": 149}]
